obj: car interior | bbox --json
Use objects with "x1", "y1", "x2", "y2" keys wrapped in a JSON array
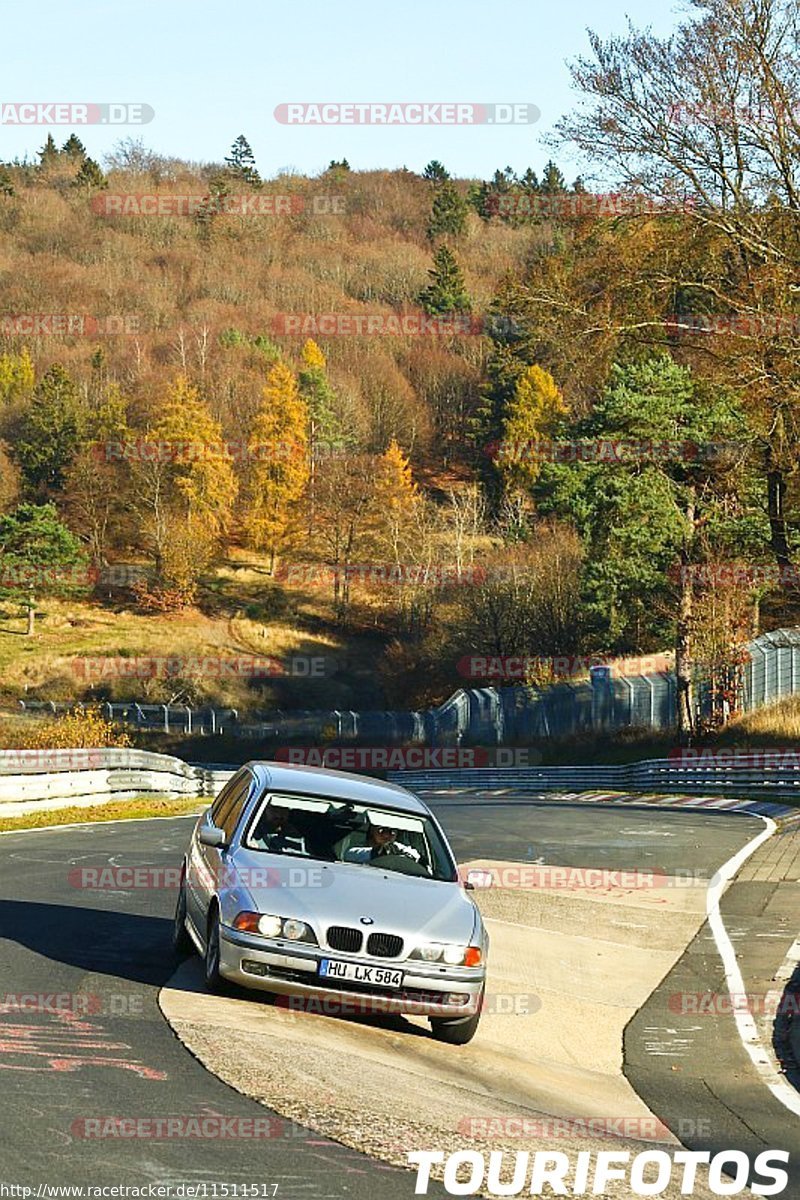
[{"x1": 245, "y1": 796, "x2": 436, "y2": 877}]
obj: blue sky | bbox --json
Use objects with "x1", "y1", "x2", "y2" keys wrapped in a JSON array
[{"x1": 1, "y1": 0, "x2": 684, "y2": 180}]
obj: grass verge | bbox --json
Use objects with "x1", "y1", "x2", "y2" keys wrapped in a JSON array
[{"x1": 0, "y1": 793, "x2": 204, "y2": 834}]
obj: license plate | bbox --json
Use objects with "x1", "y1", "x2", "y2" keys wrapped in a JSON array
[{"x1": 319, "y1": 959, "x2": 403, "y2": 988}]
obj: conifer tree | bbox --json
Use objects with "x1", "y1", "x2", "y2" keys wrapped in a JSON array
[
  {"x1": 62, "y1": 134, "x2": 87, "y2": 160},
  {"x1": 426, "y1": 179, "x2": 467, "y2": 239},
  {"x1": 225, "y1": 135, "x2": 260, "y2": 186},
  {"x1": 419, "y1": 246, "x2": 471, "y2": 315},
  {"x1": 150, "y1": 376, "x2": 238, "y2": 533},
  {"x1": 73, "y1": 157, "x2": 106, "y2": 189},
  {"x1": 38, "y1": 134, "x2": 60, "y2": 168},
  {"x1": 499, "y1": 365, "x2": 567, "y2": 494},
  {"x1": 245, "y1": 362, "x2": 309, "y2": 570}
]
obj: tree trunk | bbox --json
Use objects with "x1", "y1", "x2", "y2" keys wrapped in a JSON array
[
  {"x1": 767, "y1": 466, "x2": 792, "y2": 566},
  {"x1": 675, "y1": 489, "x2": 696, "y2": 742}
]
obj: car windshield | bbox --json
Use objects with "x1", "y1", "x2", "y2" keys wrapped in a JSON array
[{"x1": 243, "y1": 792, "x2": 456, "y2": 881}]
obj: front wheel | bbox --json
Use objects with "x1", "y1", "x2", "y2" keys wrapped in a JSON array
[
  {"x1": 430, "y1": 988, "x2": 483, "y2": 1045},
  {"x1": 172, "y1": 876, "x2": 192, "y2": 958},
  {"x1": 204, "y1": 907, "x2": 226, "y2": 993}
]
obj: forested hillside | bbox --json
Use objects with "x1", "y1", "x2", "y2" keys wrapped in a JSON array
[{"x1": 2, "y1": 19, "x2": 800, "y2": 732}]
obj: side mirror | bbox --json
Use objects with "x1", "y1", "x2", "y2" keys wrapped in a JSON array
[{"x1": 199, "y1": 825, "x2": 227, "y2": 849}]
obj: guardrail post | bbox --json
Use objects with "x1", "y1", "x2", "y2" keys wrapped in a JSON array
[{"x1": 162, "y1": 704, "x2": 169, "y2": 733}]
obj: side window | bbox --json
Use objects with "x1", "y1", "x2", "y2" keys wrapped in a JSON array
[
  {"x1": 219, "y1": 774, "x2": 254, "y2": 842},
  {"x1": 210, "y1": 773, "x2": 243, "y2": 827}
]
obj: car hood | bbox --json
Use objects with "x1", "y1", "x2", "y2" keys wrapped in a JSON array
[{"x1": 228, "y1": 850, "x2": 478, "y2": 946}]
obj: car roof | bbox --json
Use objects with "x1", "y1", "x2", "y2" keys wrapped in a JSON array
[{"x1": 244, "y1": 761, "x2": 430, "y2": 816}]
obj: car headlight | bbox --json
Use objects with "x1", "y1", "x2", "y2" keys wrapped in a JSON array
[
  {"x1": 413, "y1": 942, "x2": 481, "y2": 966},
  {"x1": 258, "y1": 914, "x2": 283, "y2": 938},
  {"x1": 282, "y1": 918, "x2": 310, "y2": 941},
  {"x1": 232, "y1": 911, "x2": 316, "y2": 943}
]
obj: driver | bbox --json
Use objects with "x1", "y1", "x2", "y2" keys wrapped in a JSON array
[{"x1": 343, "y1": 822, "x2": 421, "y2": 864}]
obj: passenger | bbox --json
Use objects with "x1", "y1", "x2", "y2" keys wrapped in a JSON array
[
  {"x1": 342, "y1": 823, "x2": 421, "y2": 863},
  {"x1": 251, "y1": 806, "x2": 307, "y2": 854}
]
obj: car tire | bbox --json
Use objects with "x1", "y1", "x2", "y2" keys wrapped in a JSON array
[
  {"x1": 172, "y1": 876, "x2": 193, "y2": 958},
  {"x1": 429, "y1": 987, "x2": 484, "y2": 1045},
  {"x1": 204, "y1": 906, "x2": 226, "y2": 993}
]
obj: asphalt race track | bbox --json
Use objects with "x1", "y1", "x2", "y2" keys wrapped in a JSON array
[{"x1": 0, "y1": 797, "x2": 792, "y2": 1196}]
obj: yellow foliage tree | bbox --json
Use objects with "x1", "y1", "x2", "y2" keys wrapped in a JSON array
[
  {"x1": 0, "y1": 348, "x2": 34, "y2": 405},
  {"x1": 245, "y1": 362, "x2": 310, "y2": 570},
  {"x1": 0, "y1": 707, "x2": 131, "y2": 750},
  {"x1": 372, "y1": 439, "x2": 420, "y2": 563},
  {"x1": 499, "y1": 365, "x2": 567, "y2": 494},
  {"x1": 300, "y1": 338, "x2": 326, "y2": 372},
  {"x1": 150, "y1": 376, "x2": 238, "y2": 534}
]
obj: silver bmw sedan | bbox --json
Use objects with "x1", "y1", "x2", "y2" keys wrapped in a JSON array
[{"x1": 174, "y1": 761, "x2": 489, "y2": 1044}]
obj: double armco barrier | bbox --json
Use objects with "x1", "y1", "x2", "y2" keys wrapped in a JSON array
[
  {"x1": 3, "y1": 748, "x2": 800, "y2": 813},
  {"x1": 387, "y1": 758, "x2": 800, "y2": 803},
  {"x1": 0, "y1": 748, "x2": 216, "y2": 808}
]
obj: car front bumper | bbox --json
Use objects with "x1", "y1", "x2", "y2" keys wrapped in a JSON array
[{"x1": 219, "y1": 926, "x2": 485, "y2": 1018}]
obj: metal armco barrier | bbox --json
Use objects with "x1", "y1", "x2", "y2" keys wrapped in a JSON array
[
  {"x1": 0, "y1": 748, "x2": 217, "y2": 807},
  {"x1": 388, "y1": 758, "x2": 800, "y2": 802}
]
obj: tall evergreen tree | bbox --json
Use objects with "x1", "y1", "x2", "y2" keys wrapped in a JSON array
[
  {"x1": 73, "y1": 157, "x2": 106, "y2": 189},
  {"x1": 224, "y1": 135, "x2": 260, "y2": 186},
  {"x1": 426, "y1": 179, "x2": 468, "y2": 240},
  {"x1": 423, "y1": 160, "x2": 450, "y2": 182},
  {"x1": 16, "y1": 364, "x2": 85, "y2": 496},
  {"x1": 62, "y1": 134, "x2": 87, "y2": 160},
  {"x1": 540, "y1": 160, "x2": 567, "y2": 193},
  {"x1": 38, "y1": 134, "x2": 60, "y2": 168},
  {"x1": 298, "y1": 339, "x2": 346, "y2": 530},
  {"x1": 419, "y1": 246, "x2": 471, "y2": 315}
]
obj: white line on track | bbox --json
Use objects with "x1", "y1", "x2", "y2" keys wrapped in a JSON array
[{"x1": 706, "y1": 815, "x2": 800, "y2": 1117}]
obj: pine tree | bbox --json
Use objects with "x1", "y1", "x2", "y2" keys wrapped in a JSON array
[
  {"x1": 423, "y1": 160, "x2": 450, "y2": 182},
  {"x1": 427, "y1": 179, "x2": 468, "y2": 240},
  {"x1": 245, "y1": 362, "x2": 309, "y2": 570},
  {"x1": 62, "y1": 134, "x2": 87, "y2": 160},
  {"x1": 419, "y1": 246, "x2": 471, "y2": 315},
  {"x1": 0, "y1": 503, "x2": 86, "y2": 635},
  {"x1": 38, "y1": 134, "x2": 60, "y2": 168},
  {"x1": 540, "y1": 160, "x2": 567, "y2": 193},
  {"x1": 73, "y1": 157, "x2": 107, "y2": 189},
  {"x1": 224, "y1": 135, "x2": 260, "y2": 186},
  {"x1": 16, "y1": 364, "x2": 85, "y2": 495},
  {"x1": 298, "y1": 339, "x2": 345, "y2": 453},
  {"x1": 298, "y1": 339, "x2": 345, "y2": 531}
]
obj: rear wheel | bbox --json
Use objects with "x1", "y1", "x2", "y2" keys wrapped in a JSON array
[
  {"x1": 430, "y1": 987, "x2": 484, "y2": 1045},
  {"x1": 172, "y1": 874, "x2": 192, "y2": 958},
  {"x1": 204, "y1": 906, "x2": 225, "y2": 993}
]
